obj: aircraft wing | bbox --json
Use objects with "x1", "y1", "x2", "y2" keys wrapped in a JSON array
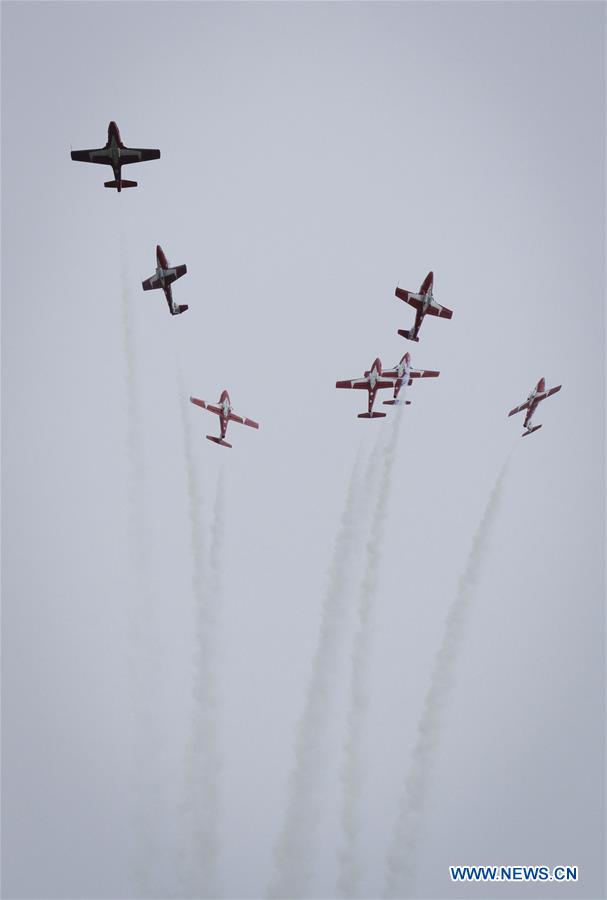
[
  {"x1": 508, "y1": 400, "x2": 530, "y2": 417},
  {"x1": 336, "y1": 378, "x2": 369, "y2": 389},
  {"x1": 190, "y1": 397, "x2": 222, "y2": 416},
  {"x1": 409, "y1": 368, "x2": 440, "y2": 379},
  {"x1": 163, "y1": 264, "x2": 187, "y2": 285},
  {"x1": 142, "y1": 274, "x2": 161, "y2": 291},
  {"x1": 395, "y1": 288, "x2": 424, "y2": 311},
  {"x1": 120, "y1": 147, "x2": 161, "y2": 165},
  {"x1": 229, "y1": 412, "x2": 259, "y2": 429},
  {"x1": 71, "y1": 147, "x2": 112, "y2": 164},
  {"x1": 536, "y1": 385, "x2": 562, "y2": 402},
  {"x1": 425, "y1": 302, "x2": 453, "y2": 319}
]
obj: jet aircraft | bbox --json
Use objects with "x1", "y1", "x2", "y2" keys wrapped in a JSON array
[
  {"x1": 142, "y1": 245, "x2": 188, "y2": 315},
  {"x1": 379, "y1": 352, "x2": 440, "y2": 405},
  {"x1": 190, "y1": 390, "x2": 259, "y2": 448},
  {"x1": 70, "y1": 121, "x2": 160, "y2": 191},
  {"x1": 508, "y1": 377, "x2": 562, "y2": 436},
  {"x1": 395, "y1": 271, "x2": 453, "y2": 342},
  {"x1": 336, "y1": 358, "x2": 396, "y2": 418}
]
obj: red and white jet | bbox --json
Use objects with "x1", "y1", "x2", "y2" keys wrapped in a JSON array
[
  {"x1": 395, "y1": 271, "x2": 453, "y2": 342},
  {"x1": 142, "y1": 245, "x2": 188, "y2": 316},
  {"x1": 508, "y1": 377, "x2": 562, "y2": 436},
  {"x1": 190, "y1": 390, "x2": 259, "y2": 448},
  {"x1": 380, "y1": 351, "x2": 440, "y2": 405},
  {"x1": 336, "y1": 358, "x2": 396, "y2": 419},
  {"x1": 70, "y1": 121, "x2": 160, "y2": 191}
]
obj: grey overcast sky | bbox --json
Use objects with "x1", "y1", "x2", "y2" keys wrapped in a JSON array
[{"x1": 2, "y1": 2, "x2": 605, "y2": 899}]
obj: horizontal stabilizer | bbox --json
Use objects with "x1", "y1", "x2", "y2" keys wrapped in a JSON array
[
  {"x1": 522, "y1": 424, "x2": 542, "y2": 437},
  {"x1": 207, "y1": 435, "x2": 232, "y2": 448},
  {"x1": 383, "y1": 399, "x2": 412, "y2": 406},
  {"x1": 173, "y1": 304, "x2": 189, "y2": 315},
  {"x1": 358, "y1": 412, "x2": 386, "y2": 419},
  {"x1": 104, "y1": 179, "x2": 137, "y2": 189},
  {"x1": 398, "y1": 329, "x2": 419, "y2": 342}
]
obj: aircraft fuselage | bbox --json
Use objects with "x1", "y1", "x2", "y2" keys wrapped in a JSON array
[
  {"x1": 107, "y1": 123, "x2": 124, "y2": 185},
  {"x1": 366, "y1": 360, "x2": 383, "y2": 414},
  {"x1": 218, "y1": 391, "x2": 231, "y2": 437},
  {"x1": 71, "y1": 121, "x2": 160, "y2": 193},
  {"x1": 522, "y1": 377, "x2": 546, "y2": 429}
]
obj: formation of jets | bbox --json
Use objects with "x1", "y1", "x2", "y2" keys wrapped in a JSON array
[
  {"x1": 336, "y1": 353, "x2": 441, "y2": 418},
  {"x1": 336, "y1": 270, "x2": 562, "y2": 436},
  {"x1": 72, "y1": 121, "x2": 562, "y2": 445},
  {"x1": 71, "y1": 120, "x2": 257, "y2": 449},
  {"x1": 336, "y1": 274, "x2": 446, "y2": 417}
]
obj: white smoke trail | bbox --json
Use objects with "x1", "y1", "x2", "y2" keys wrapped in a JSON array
[
  {"x1": 384, "y1": 457, "x2": 511, "y2": 899},
  {"x1": 119, "y1": 224, "x2": 168, "y2": 898},
  {"x1": 338, "y1": 406, "x2": 405, "y2": 898},
  {"x1": 268, "y1": 448, "x2": 369, "y2": 899},
  {"x1": 119, "y1": 223, "x2": 146, "y2": 573},
  {"x1": 178, "y1": 389, "x2": 221, "y2": 899},
  {"x1": 209, "y1": 466, "x2": 226, "y2": 601}
]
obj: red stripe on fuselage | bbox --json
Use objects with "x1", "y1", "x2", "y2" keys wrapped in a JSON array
[
  {"x1": 108, "y1": 121, "x2": 124, "y2": 147},
  {"x1": 419, "y1": 271, "x2": 433, "y2": 295},
  {"x1": 219, "y1": 391, "x2": 230, "y2": 438},
  {"x1": 156, "y1": 245, "x2": 169, "y2": 268}
]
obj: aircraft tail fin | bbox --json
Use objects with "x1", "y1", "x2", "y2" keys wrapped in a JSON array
[
  {"x1": 523, "y1": 424, "x2": 542, "y2": 437},
  {"x1": 207, "y1": 435, "x2": 232, "y2": 448},
  {"x1": 104, "y1": 179, "x2": 137, "y2": 190},
  {"x1": 398, "y1": 329, "x2": 419, "y2": 342},
  {"x1": 358, "y1": 412, "x2": 387, "y2": 419}
]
